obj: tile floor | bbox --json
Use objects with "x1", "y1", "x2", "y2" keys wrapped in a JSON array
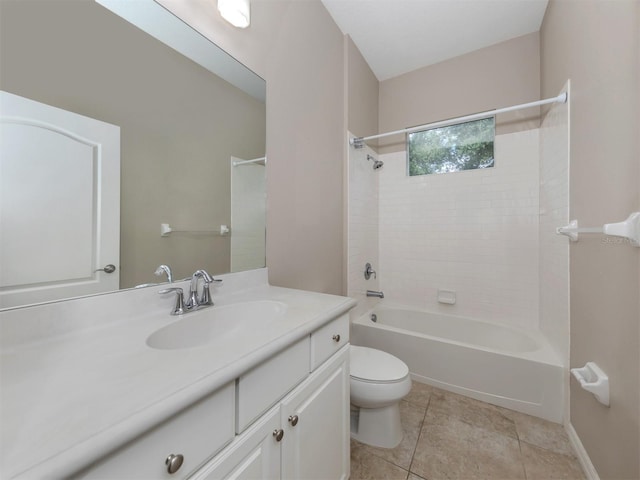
[{"x1": 350, "y1": 382, "x2": 586, "y2": 480}]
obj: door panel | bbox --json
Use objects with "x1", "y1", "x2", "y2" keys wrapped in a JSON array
[{"x1": 0, "y1": 91, "x2": 120, "y2": 308}]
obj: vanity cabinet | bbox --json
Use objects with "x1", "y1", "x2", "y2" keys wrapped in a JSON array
[
  {"x1": 73, "y1": 315, "x2": 350, "y2": 480},
  {"x1": 195, "y1": 345, "x2": 349, "y2": 480}
]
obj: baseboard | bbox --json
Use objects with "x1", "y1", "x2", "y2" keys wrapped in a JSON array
[{"x1": 566, "y1": 422, "x2": 600, "y2": 480}]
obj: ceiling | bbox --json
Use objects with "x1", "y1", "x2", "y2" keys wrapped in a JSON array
[{"x1": 321, "y1": 0, "x2": 549, "y2": 81}]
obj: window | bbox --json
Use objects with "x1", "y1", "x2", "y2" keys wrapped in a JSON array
[{"x1": 407, "y1": 117, "x2": 495, "y2": 176}]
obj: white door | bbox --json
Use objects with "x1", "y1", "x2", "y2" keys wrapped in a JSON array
[
  {"x1": 0, "y1": 91, "x2": 120, "y2": 308},
  {"x1": 281, "y1": 347, "x2": 350, "y2": 480}
]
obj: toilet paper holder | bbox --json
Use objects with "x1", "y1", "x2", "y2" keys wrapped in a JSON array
[{"x1": 570, "y1": 362, "x2": 609, "y2": 406}]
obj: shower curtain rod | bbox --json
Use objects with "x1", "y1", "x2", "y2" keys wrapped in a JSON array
[
  {"x1": 349, "y1": 92, "x2": 568, "y2": 148},
  {"x1": 232, "y1": 156, "x2": 266, "y2": 166}
]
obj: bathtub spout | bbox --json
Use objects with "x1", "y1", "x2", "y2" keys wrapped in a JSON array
[{"x1": 366, "y1": 290, "x2": 384, "y2": 298}]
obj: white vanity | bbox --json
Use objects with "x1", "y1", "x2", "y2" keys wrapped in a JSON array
[{"x1": 0, "y1": 269, "x2": 355, "y2": 479}]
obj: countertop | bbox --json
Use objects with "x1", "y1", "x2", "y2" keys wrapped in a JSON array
[{"x1": 0, "y1": 273, "x2": 355, "y2": 479}]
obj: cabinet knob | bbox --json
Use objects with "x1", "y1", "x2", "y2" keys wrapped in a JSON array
[
  {"x1": 288, "y1": 414, "x2": 299, "y2": 426},
  {"x1": 165, "y1": 453, "x2": 184, "y2": 474},
  {"x1": 273, "y1": 429, "x2": 284, "y2": 442},
  {"x1": 332, "y1": 334, "x2": 341, "y2": 342}
]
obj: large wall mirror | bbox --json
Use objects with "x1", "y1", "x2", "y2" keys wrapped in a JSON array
[{"x1": 0, "y1": 0, "x2": 266, "y2": 309}]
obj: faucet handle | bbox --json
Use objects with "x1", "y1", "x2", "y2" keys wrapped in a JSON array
[
  {"x1": 199, "y1": 284, "x2": 214, "y2": 307},
  {"x1": 364, "y1": 262, "x2": 377, "y2": 280},
  {"x1": 159, "y1": 287, "x2": 186, "y2": 315}
]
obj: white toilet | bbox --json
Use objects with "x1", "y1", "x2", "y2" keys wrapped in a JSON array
[{"x1": 350, "y1": 345, "x2": 412, "y2": 448}]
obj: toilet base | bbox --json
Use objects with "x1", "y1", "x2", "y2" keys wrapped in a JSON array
[{"x1": 351, "y1": 403, "x2": 403, "y2": 448}]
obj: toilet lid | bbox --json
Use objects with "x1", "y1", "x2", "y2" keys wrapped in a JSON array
[{"x1": 350, "y1": 345, "x2": 409, "y2": 383}]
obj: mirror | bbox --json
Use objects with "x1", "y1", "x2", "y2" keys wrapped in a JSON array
[{"x1": 0, "y1": 0, "x2": 266, "y2": 309}]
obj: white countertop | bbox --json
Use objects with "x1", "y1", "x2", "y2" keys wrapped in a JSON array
[{"x1": 0, "y1": 271, "x2": 355, "y2": 479}]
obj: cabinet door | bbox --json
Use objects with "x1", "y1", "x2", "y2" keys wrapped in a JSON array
[
  {"x1": 281, "y1": 346, "x2": 350, "y2": 480},
  {"x1": 192, "y1": 406, "x2": 281, "y2": 480}
]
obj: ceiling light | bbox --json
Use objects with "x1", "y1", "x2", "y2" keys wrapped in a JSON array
[{"x1": 218, "y1": 0, "x2": 250, "y2": 28}]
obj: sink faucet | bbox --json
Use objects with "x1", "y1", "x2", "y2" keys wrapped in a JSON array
[
  {"x1": 154, "y1": 264, "x2": 173, "y2": 283},
  {"x1": 186, "y1": 270, "x2": 222, "y2": 310},
  {"x1": 159, "y1": 269, "x2": 222, "y2": 314}
]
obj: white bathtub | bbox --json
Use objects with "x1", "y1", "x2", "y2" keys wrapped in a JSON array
[{"x1": 351, "y1": 306, "x2": 564, "y2": 423}]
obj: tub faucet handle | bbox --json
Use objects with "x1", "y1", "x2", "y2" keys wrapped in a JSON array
[{"x1": 364, "y1": 262, "x2": 377, "y2": 280}]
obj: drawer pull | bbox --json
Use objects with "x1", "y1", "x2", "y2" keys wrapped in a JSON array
[
  {"x1": 288, "y1": 414, "x2": 299, "y2": 426},
  {"x1": 273, "y1": 429, "x2": 284, "y2": 442},
  {"x1": 165, "y1": 453, "x2": 184, "y2": 474},
  {"x1": 332, "y1": 334, "x2": 341, "y2": 342}
]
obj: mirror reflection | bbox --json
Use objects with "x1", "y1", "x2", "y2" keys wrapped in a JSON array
[{"x1": 0, "y1": 0, "x2": 266, "y2": 309}]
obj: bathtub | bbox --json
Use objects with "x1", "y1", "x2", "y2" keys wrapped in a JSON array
[{"x1": 351, "y1": 306, "x2": 564, "y2": 423}]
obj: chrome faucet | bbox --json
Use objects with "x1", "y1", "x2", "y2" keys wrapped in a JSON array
[
  {"x1": 366, "y1": 290, "x2": 384, "y2": 299},
  {"x1": 159, "y1": 269, "x2": 222, "y2": 314},
  {"x1": 154, "y1": 264, "x2": 173, "y2": 283},
  {"x1": 158, "y1": 287, "x2": 186, "y2": 315},
  {"x1": 186, "y1": 269, "x2": 222, "y2": 310}
]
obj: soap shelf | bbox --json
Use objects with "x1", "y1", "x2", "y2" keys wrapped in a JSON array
[
  {"x1": 556, "y1": 211, "x2": 640, "y2": 246},
  {"x1": 571, "y1": 362, "x2": 609, "y2": 406}
]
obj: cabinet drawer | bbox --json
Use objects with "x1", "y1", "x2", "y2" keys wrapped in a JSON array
[
  {"x1": 236, "y1": 337, "x2": 309, "y2": 433},
  {"x1": 74, "y1": 382, "x2": 235, "y2": 480},
  {"x1": 310, "y1": 314, "x2": 349, "y2": 371}
]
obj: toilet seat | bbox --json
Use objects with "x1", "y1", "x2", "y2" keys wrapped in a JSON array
[{"x1": 350, "y1": 345, "x2": 409, "y2": 384}]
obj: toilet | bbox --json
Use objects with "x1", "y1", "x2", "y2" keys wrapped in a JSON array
[{"x1": 350, "y1": 345, "x2": 412, "y2": 448}]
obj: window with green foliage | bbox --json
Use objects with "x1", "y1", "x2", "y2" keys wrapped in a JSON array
[{"x1": 408, "y1": 117, "x2": 495, "y2": 176}]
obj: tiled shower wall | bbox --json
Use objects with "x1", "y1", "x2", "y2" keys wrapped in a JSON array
[
  {"x1": 348, "y1": 122, "x2": 569, "y2": 340},
  {"x1": 376, "y1": 129, "x2": 542, "y2": 330}
]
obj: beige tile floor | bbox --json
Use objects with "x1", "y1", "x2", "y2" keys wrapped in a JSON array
[{"x1": 350, "y1": 382, "x2": 586, "y2": 480}]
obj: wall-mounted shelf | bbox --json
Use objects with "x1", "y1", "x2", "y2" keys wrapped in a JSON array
[
  {"x1": 571, "y1": 362, "x2": 610, "y2": 406},
  {"x1": 556, "y1": 212, "x2": 640, "y2": 246}
]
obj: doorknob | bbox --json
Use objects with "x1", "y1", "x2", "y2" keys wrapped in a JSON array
[{"x1": 95, "y1": 264, "x2": 116, "y2": 274}]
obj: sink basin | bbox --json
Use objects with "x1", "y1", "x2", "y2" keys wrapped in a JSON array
[{"x1": 146, "y1": 300, "x2": 288, "y2": 350}]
